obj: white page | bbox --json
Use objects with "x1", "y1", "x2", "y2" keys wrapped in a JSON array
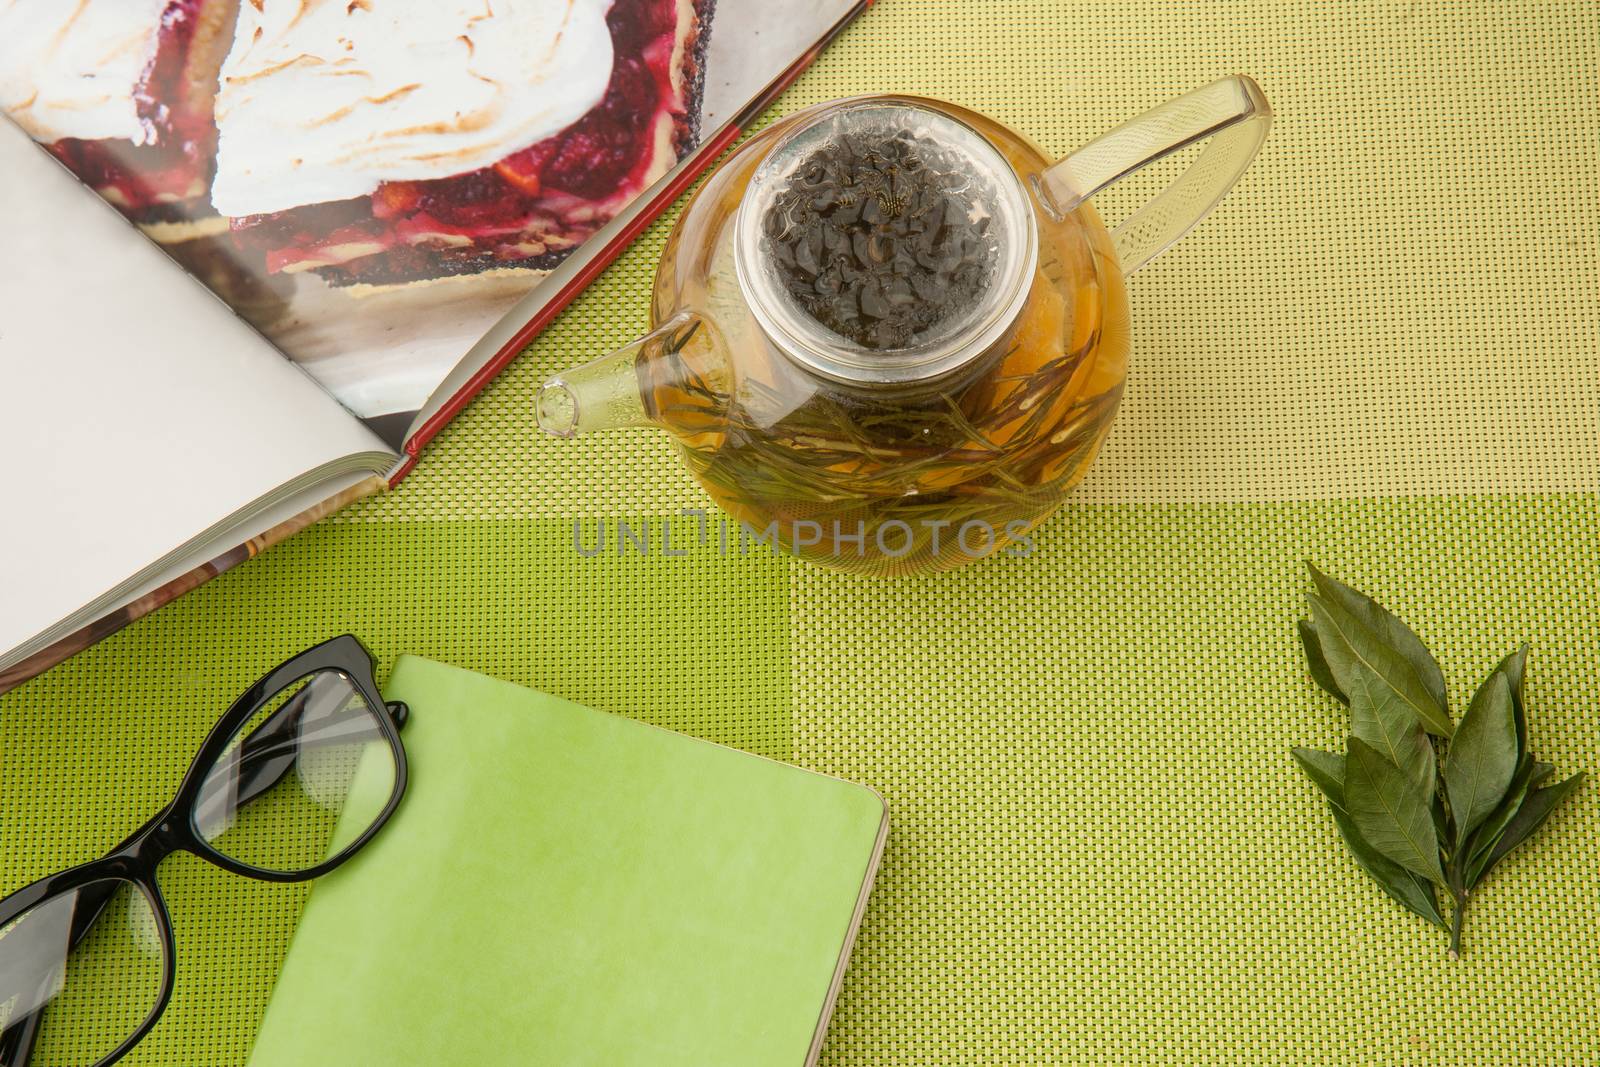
[{"x1": 0, "y1": 117, "x2": 392, "y2": 659}]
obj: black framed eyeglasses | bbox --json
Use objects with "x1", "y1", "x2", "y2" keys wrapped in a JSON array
[{"x1": 0, "y1": 635, "x2": 408, "y2": 1067}]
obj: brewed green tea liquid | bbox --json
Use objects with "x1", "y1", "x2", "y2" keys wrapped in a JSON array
[{"x1": 640, "y1": 101, "x2": 1130, "y2": 575}]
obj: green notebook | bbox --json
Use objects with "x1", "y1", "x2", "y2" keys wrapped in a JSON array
[{"x1": 247, "y1": 656, "x2": 887, "y2": 1067}]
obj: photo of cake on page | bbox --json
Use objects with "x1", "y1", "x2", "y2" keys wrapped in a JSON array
[
  {"x1": 0, "y1": 0, "x2": 869, "y2": 693},
  {"x1": 0, "y1": 0, "x2": 868, "y2": 442}
]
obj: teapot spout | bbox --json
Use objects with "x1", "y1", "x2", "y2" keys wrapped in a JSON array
[{"x1": 536, "y1": 312, "x2": 702, "y2": 438}]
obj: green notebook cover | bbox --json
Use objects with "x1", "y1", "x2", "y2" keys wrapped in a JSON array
[{"x1": 247, "y1": 656, "x2": 886, "y2": 1067}]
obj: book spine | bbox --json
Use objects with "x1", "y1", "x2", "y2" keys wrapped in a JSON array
[{"x1": 0, "y1": 475, "x2": 385, "y2": 696}]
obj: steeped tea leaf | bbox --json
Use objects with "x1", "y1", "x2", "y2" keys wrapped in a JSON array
[
  {"x1": 1344, "y1": 737, "x2": 1445, "y2": 883},
  {"x1": 1297, "y1": 618, "x2": 1346, "y2": 703},
  {"x1": 1292, "y1": 748, "x2": 1446, "y2": 928},
  {"x1": 1309, "y1": 564, "x2": 1448, "y2": 717},
  {"x1": 1347, "y1": 662, "x2": 1435, "y2": 798},
  {"x1": 1445, "y1": 671, "x2": 1520, "y2": 846},
  {"x1": 1308, "y1": 593, "x2": 1453, "y2": 737},
  {"x1": 761, "y1": 130, "x2": 996, "y2": 350}
]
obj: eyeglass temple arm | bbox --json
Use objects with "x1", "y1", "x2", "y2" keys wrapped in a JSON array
[{"x1": 0, "y1": 699, "x2": 408, "y2": 1066}]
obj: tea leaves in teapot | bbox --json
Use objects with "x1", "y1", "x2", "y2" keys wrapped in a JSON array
[
  {"x1": 761, "y1": 130, "x2": 998, "y2": 351},
  {"x1": 630, "y1": 101, "x2": 1134, "y2": 574}
]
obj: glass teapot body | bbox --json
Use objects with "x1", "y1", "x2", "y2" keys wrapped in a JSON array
[
  {"x1": 649, "y1": 97, "x2": 1127, "y2": 573},
  {"x1": 540, "y1": 82, "x2": 1269, "y2": 574}
]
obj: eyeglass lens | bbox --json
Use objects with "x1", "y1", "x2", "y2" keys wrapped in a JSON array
[
  {"x1": 193, "y1": 669, "x2": 397, "y2": 876},
  {"x1": 0, "y1": 878, "x2": 165, "y2": 1066}
]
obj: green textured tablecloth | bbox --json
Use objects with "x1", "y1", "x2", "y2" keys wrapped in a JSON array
[{"x1": 4, "y1": 2, "x2": 1598, "y2": 1064}]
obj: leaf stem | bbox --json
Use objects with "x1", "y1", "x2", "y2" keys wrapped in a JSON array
[{"x1": 1447, "y1": 888, "x2": 1468, "y2": 959}]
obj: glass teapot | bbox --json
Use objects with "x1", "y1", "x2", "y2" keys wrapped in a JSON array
[{"x1": 537, "y1": 77, "x2": 1270, "y2": 574}]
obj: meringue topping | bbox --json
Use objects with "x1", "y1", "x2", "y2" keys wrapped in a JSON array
[
  {"x1": 211, "y1": 0, "x2": 616, "y2": 217},
  {"x1": 0, "y1": 0, "x2": 172, "y2": 145}
]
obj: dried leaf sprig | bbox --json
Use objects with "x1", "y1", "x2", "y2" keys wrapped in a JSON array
[{"x1": 1291, "y1": 564, "x2": 1584, "y2": 958}]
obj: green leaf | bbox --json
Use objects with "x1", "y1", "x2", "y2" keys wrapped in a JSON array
[
  {"x1": 1481, "y1": 772, "x2": 1585, "y2": 871},
  {"x1": 1291, "y1": 749, "x2": 1447, "y2": 929},
  {"x1": 1329, "y1": 809, "x2": 1447, "y2": 929},
  {"x1": 1493, "y1": 644, "x2": 1529, "y2": 754},
  {"x1": 1308, "y1": 564, "x2": 1449, "y2": 719},
  {"x1": 1344, "y1": 737, "x2": 1446, "y2": 883},
  {"x1": 1445, "y1": 671, "x2": 1520, "y2": 846},
  {"x1": 1298, "y1": 618, "x2": 1347, "y2": 703},
  {"x1": 1291, "y1": 747, "x2": 1346, "y2": 801},
  {"x1": 1463, "y1": 757, "x2": 1539, "y2": 888},
  {"x1": 1308, "y1": 593, "x2": 1453, "y2": 737},
  {"x1": 1460, "y1": 650, "x2": 1534, "y2": 886},
  {"x1": 1346, "y1": 662, "x2": 1435, "y2": 798}
]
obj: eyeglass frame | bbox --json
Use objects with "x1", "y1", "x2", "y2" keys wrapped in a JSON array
[{"x1": 0, "y1": 634, "x2": 409, "y2": 1067}]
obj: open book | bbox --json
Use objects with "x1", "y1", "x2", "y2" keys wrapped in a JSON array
[{"x1": 0, "y1": 0, "x2": 868, "y2": 692}]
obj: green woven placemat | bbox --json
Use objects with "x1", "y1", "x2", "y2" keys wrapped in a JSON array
[{"x1": 5, "y1": 1, "x2": 1600, "y2": 1064}]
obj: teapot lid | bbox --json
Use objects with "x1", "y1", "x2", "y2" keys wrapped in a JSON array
[{"x1": 735, "y1": 98, "x2": 1037, "y2": 386}]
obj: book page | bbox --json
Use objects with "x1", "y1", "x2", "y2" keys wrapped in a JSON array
[
  {"x1": 0, "y1": 1, "x2": 866, "y2": 446},
  {"x1": 0, "y1": 117, "x2": 392, "y2": 662}
]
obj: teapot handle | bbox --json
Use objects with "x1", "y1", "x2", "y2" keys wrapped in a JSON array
[{"x1": 1033, "y1": 75, "x2": 1271, "y2": 276}]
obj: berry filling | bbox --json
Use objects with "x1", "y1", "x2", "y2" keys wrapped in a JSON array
[
  {"x1": 48, "y1": 0, "x2": 222, "y2": 218},
  {"x1": 231, "y1": 0, "x2": 691, "y2": 284}
]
